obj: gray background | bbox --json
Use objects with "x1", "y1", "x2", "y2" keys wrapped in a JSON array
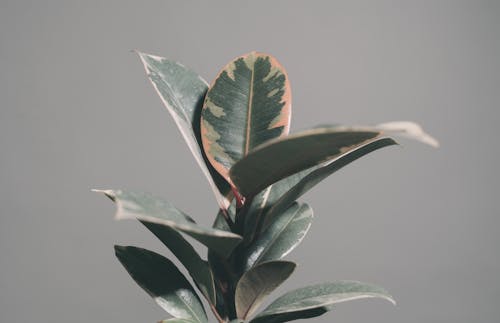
[{"x1": 1, "y1": 1, "x2": 499, "y2": 322}]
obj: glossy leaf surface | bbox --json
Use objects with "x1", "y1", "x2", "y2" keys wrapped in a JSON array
[
  {"x1": 261, "y1": 138, "x2": 397, "y2": 228},
  {"x1": 235, "y1": 261, "x2": 296, "y2": 320},
  {"x1": 251, "y1": 281, "x2": 395, "y2": 322},
  {"x1": 115, "y1": 246, "x2": 207, "y2": 323},
  {"x1": 95, "y1": 189, "x2": 242, "y2": 257},
  {"x1": 138, "y1": 52, "x2": 231, "y2": 210},
  {"x1": 243, "y1": 203, "x2": 312, "y2": 270},
  {"x1": 249, "y1": 306, "x2": 333, "y2": 323},
  {"x1": 142, "y1": 222, "x2": 216, "y2": 304},
  {"x1": 230, "y1": 127, "x2": 381, "y2": 197},
  {"x1": 201, "y1": 52, "x2": 291, "y2": 182}
]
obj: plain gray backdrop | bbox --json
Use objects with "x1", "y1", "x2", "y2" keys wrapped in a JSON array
[{"x1": 1, "y1": 1, "x2": 499, "y2": 322}]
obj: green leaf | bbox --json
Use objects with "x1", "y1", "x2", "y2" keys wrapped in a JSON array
[
  {"x1": 251, "y1": 281, "x2": 395, "y2": 323},
  {"x1": 201, "y1": 52, "x2": 292, "y2": 182},
  {"x1": 159, "y1": 319, "x2": 196, "y2": 323},
  {"x1": 260, "y1": 137, "x2": 397, "y2": 228},
  {"x1": 95, "y1": 189, "x2": 242, "y2": 257},
  {"x1": 230, "y1": 127, "x2": 382, "y2": 197},
  {"x1": 115, "y1": 246, "x2": 207, "y2": 323},
  {"x1": 137, "y1": 51, "x2": 231, "y2": 211},
  {"x1": 235, "y1": 261, "x2": 296, "y2": 320},
  {"x1": 248, "y1": 306, "x2": 333, "y2": 323},
  {"x1": 242, "y1": 203, "x2": 312, "y2": 271},
  {"x1": 142, "y1": 222, "x2": 216, "y2": 304},
  {"x1": 243, "y1": 171, "x2": 310, "y2": 243}
]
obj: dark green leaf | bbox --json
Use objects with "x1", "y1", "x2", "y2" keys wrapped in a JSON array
[
  {"x1": 261, "y1": 137, "x2": 397, "y2": 228},
  {"x1": 249, "y1": 306, "x2": 333, "y2": 323},
  {"x1": 115, "y1": 246, "x2": 207, "y2": 323},
  {"x1": 235, "y1": 261, "x2": 296, "y2": 320},
  {"x1": 142, "y1": 222, "x2": 216, "y2": 304},
  {"x1": 95, "y1": 190, "x2": 242, "y2": 257},
  {"x1": 230, "y1": 127, "x2": 381, "y2": 197},
  {"x1": 201, "y1": 52, "x2": 291, "y2": 182},
  {"x1": 251, "y1": 281, "x2": 395, "y2": 323},
  {"x1": 242, "y1": 203, "x2": 312, "y2": 271},
  {"x1": 138, "y1": 51, "x2": 231, "y2": 211}
]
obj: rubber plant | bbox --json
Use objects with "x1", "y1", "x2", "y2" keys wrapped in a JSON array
[{"x1": 95, "y1": 51, "x2": 438, "y2": 323}]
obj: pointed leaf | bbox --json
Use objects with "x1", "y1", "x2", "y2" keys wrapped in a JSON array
[
  {"x1": 230, "y1": 127, "x2": 382, "y2": 197},
  {"x1": 251, "y1": 281, "x2": 395, "y2": 323},
  {"x1": 261, "y1": 137, "x2": 397, "y2": 228},
  {"x1": 138, "y1": 51, "x2": 231, "y2": 210},
  {"x1": 95, "y1": 189, "x2": 242, "y2": 257},
  {"x1": 115, "y1": 246, "x2": 207, "y2": 323},
  {"x1": 142, "y1": 222, "x2": 216, "y2": 304},
  {"x1": 201, "y1": 52, "x2": 292, "y2": 182},
  {"x1": 249, "y1": 306, "x2": 333, "y2": 323},
  {"x1": 159, "y1": 319, "x2": 196, "y2": 323},
  {"x1": 236, "y1": 261, "x2": 296, "y2": 320},
  {"x1": 242, "y1": 203, "x2": 312, "y2": 270}
]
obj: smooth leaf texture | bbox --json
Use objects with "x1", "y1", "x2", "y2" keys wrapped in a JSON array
[
  {"x1": 261, "y1": 137, "x2": 397, "y2": 228},
  {"x1": 115, "y1": 246, "x2": 207, "y2": 323},
  {"x1": 248, "y1": 306, "x2": 334, "y2": 323},
  {"x1": 159, "y1": 319, "x2": 196, "y2": 323},
  {"x1": 138, "y1": 52, "x2": 231, "y2": 210},
  {"x1": 142, "y1": 222, "x2": 216, "y2": 304},
  {"x1": 251, "y1": 281, "x2": 395, "y2": 323},
  {"x1": 95, "y1": 189, "x2": 242, "y2": 257},
  {"x1": 243, "y1": 170, "x2": 311, "y2": 243},
  {"x1": 201, "y1": 52, "x2": 291, "y2": 182},
  {"x1": 242, "y1": 203, "x2": 312, "y2": 270},
  {"x1": 230, "y1": 127, "x2": 381, "y2": 197},
  {"x1": 235, "y1": 261, "x2": 296, "y2": 320}
]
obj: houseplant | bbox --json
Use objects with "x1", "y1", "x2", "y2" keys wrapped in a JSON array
[{"x1": 95, "y1": 51, "x2": 437, "y2": 323}]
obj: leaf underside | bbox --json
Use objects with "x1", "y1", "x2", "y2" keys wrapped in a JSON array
[{"x1": 95, "y1": 189, "x2": 242, "y2": 257}]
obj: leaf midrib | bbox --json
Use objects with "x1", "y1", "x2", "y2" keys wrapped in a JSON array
[{"x1": 244, "y1": 57, "x2": 256, "y2": 155}]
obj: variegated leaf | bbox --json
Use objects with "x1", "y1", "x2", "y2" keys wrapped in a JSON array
[
  {"x1": 115, "y1": 246, "x2": 208, "y2": 323},
  {"x1": 137, "y1": 51, "x2": 231, "y2": 210},
  {"x1": 94, "y1": 189, "x2": 242, "y2": 257},
  {"x1": 201, "y1": 52, "x2": 291, "y2": 183},
  {"x1": 251, "y1": 281, "x2": 395, "y2": 323},
  {"x1": 242, "y1": 203, "x2": 312, "y2": 271},
  {"x1": 235, "y1": 261, "x2": 296, "y2": 320},
  {"x1": 230, "y1": 127, "x2": 382, "y2": 197}
]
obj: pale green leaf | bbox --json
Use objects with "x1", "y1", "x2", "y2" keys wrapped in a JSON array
[
  {"x1": 242, "y1": 203, "x2": 312, "y2": 270},
  {"x1": 137, "y1": 51, "x2": 231, "y2": 211},
  {"x1": 95, "y1": 189, "x2": 242, "y2": 257},
  {"x1": 251, "y1": 281, "x2": 395, "y2": 323}
]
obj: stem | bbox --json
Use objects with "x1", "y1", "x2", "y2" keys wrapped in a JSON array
[
  {"x1": 220, "y1": 207, "x2": 235, "y2": 231},
  {"x1": 210, "y1": 303, "x2": 226, "y2": 323},
  {"x1": 231, "y1": 186, "x2": 245, "y2": 209}
]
